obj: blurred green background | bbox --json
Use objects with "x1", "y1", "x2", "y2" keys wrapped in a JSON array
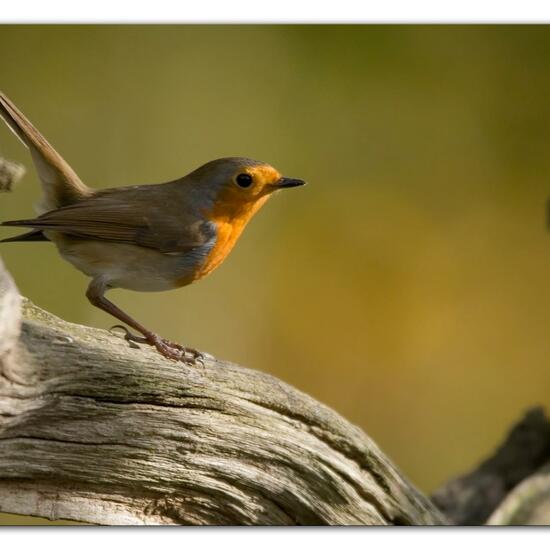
[{"x1": 1, "y1": 24, "x2": 550, "y2": 525}]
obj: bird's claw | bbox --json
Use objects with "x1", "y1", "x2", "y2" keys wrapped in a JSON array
[
  {"x1": 159, "y1": 339, "x2": 204, "y2": 363},
  {"x1": 150, "y1": 336, "x2": 204, "y2": 365},
  {"x1": 109, "y1": 325, "x2": 204, "y2": 365},
  {"x1": 109, "y1": 325, "x2": 145, "y2": 348}
]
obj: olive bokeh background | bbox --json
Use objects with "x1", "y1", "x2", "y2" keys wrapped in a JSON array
[{"x1": 1, "y1": 25, "x2": 550, "y2": 525}]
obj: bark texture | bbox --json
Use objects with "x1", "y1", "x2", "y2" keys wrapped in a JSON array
[{"x1": 0, "y1": 256, "x2": 445, "y2": 525}]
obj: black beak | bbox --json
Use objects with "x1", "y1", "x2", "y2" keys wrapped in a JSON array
[{"x1": 274, "y1": 177, "x2": 307, "y2": 189}]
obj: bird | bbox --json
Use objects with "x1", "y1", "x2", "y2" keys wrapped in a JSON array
[{"x1": 0, "y1": 92, "x2": 306, "y2": 362}]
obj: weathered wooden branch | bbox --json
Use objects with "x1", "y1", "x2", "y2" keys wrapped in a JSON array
[
  {"x1": 487, "y1": 462, "x2": 550, "y2": 525},
  {"x1": 0, "y1": 155, "x2": 25, "y2": 191},
  {"x1": 0, "y1": 255, "x2": 445, "y2": 525},
  {"x1": 432, "y1": 407, "x2": 550, "y2": 525},
  {"x1": 1, "y1": 155, "x2": 549, "y2": 525}
]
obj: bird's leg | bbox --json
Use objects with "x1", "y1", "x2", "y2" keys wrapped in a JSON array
[{"x1": 86, "y1": 279, "x2": 202, "y2": 363}]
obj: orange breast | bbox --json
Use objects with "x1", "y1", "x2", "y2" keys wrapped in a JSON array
[
  {"x1": 195, "y1": 219, "x2": 241, "y2": 279},
  {"x1": 191, "y1": 191, "x2": 270, "y2": 282}
]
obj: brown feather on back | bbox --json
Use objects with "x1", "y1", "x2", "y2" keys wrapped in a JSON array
[{"x1": 1, "y1": 180, "x2": 211, "y2": 254}]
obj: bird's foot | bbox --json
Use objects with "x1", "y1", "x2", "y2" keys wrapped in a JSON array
[
  {"x1": 152, "y1": 337, "x2": 205, "y2": 365},
  {"x1": 157, "y1": 338, "x2": 204, "y2": 362},
  {"x1": 110, "y1": 325, "x2": 204, "y2": 365}
]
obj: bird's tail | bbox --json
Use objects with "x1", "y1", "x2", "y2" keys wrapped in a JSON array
[
  {"x1": 0, "y1": 91, "x2": 92, "y2": 212},
  {"x1": 0, "y1": 229, "x2": 48, "y2": 243}
]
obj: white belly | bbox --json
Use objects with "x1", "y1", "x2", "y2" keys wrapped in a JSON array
[{"x1": 51, "y1": 234, "x2": 194, "y2": 292}]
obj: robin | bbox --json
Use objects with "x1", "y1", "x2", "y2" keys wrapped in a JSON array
[{"x1": 0, "y1": 92, "x2": 306, "y2": 362}]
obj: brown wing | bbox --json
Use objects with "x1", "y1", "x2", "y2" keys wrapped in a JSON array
[{"x1": 1, "y1": 183, "x2": 213, "y2": 254}]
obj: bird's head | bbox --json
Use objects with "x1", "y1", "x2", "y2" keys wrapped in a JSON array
[{"x1": 188, "y1": 157, "x2": 306, "y2": 222}]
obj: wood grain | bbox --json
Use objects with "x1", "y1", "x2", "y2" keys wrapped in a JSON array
[{"x1": 0, "y1": 256, "x2": 445, "y2": 525}]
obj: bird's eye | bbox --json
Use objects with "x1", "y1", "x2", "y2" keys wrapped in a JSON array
[{"x1": 235, "y1": 173, "x2": 253, "y2": 188}]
